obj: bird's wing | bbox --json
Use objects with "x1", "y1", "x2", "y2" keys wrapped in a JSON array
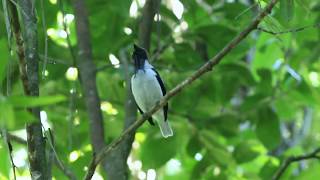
[
  {"x1": 152, "y1": 68, "x2": 168, "y2": 121},
  {"x1": 130, "y1": 77, "x2": 155, "y2": 126}
]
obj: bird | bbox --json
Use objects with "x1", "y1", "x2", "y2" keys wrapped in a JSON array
[{"x1": 131, "y1": 44, "x2": 173, "y2": 138}]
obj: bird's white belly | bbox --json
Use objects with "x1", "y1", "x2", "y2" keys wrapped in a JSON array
[{"x1": 131, "y1": 70, "x2": 163, "y2": 114}]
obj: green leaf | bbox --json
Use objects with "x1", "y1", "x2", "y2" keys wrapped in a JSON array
[
  {"x1": 280, "y1": 0, "x2": 295, "y2": 21},
  {"x1": 295, "y1": 162, "x2": 320, "y2": 179},
  {"x1": 0, "y1": 142, "x2": 11, "y2": 178},
  {"x1": 15, "y1": 109, "x2": 37, "y2": 124},
  {"x1": 199, "y1": 130, "x2": 232, "y2": 167},
  {"x1": 259, "y1": 158, "x2": 279, "y2": 180},
  {"x1": 7, "y1": 95, "x2": 66, "y2": 108},
  {"x1": 0, "y1": 39, "x2": 9, "y2": 83},
  {"x1": 0, "y1": 97, "x2": 14, "y2": 128},
  {"x1": 233, "y1": 140, "x2": 260, "y2": 164},
  {"x1": 255, "y1": 107, "x2": 281, "y2": 150},
  {"x1": 186, "y1": 135, "x2": 202, "y2": 157},
  {"x1": 191, "y1": 153, "x2": 211, "y2": 179},
  {"x1": 218, "y1": 63, "x2": 256, "y2": 85},
  {"x1": 256, "y1": 68, "x2": 273, "y2": 95},
  {"x1": 201, "y1": 114, "x2": 239, "y2": 137},
  {"x1": 140, "y1": 133, "x2": 178, "y2": 168},
  {"x1": 241, "y1": 94, "x2": 269, "y2": 112},
  {"x1": 194, "y1": 24, "x2": 237, "y2": 55}
]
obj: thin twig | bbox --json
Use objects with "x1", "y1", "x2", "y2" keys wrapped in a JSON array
[
  {"x1": 257, "y1": 23, "x2": 320, "y2": 35},
  {"x1": 39, "y1": 54, "x2": 71, "y2": 66},
  {"x1": 44, "y1": 128, "x2": 77, "y2": 180},
  {"x1": 234, "y1": 2, "x2": 259, "y2": 20},
  {"x1": 59, "y1": 0, "x2": 77, "y2": 66},
  {"x1": 95, "y1": 63, "x2": 120, "y2": 72},
  {"x1": 272, "y1": 148, "x2": 320, "y2": 180},
  {"x1": 150, "y1": 36, "x2": 173, "y2": 62},
  {"x1": 1, "y1": 130, "x2": 17, "y2": 180},
  {"x1": 83, "y1": 0, "x2": 279, "y2": 179}
]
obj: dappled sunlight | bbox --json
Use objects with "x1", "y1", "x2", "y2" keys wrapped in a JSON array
[
  {"x1": 65, "y1": 67, "x2": 78, "y2": 81},
  {"x1": 309, "y1": 72, "x2": 319, "y2": 87},
  {"x1": 169, "y1": 0, "x2": 184, "y2": 19},
  {"x1": 130, "y1": 1, "x2": 138, "y2": 18},
  {"x1": 124, "y1": 27, "x2": 133, "y2": 35},
  {"x1": 108, "y1": 54, "x2": 120, "y2": 68},
  {"x1": 100, "y1": 101, "x2": 118, "y2": 115},
  {"x1": 166, "y1": 158, "x2": 181, "y2": 175},
  {"x1": 40, "y1": 111, "x2": 51, "y2": 130},
  {"x1": 194, "y1": 152, "x2": 203, "y2": 161},
  {"x1": 69, "y1": 150, "x2": 82, "y2": 163}
]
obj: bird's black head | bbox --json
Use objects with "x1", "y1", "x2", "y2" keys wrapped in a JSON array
[{"x1": 132, "y1": 44, "x2": 148, "y2": 71}]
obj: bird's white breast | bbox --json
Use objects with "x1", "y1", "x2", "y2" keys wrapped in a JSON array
[{"x1": 131, "y1": 69, "x2": 163, "y2": 114}]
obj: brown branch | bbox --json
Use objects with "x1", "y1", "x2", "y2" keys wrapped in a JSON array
[
  {"x1": 272, "y1": 148, "x2": 320, "y2": 180},
  {"x1": 72, "y1": 0, "x2": 106, "y2": 158},
  {"x1": 14, "y1": 0, "x2": 48, "y2": 179},
  {"x1": 8, "y1": 0, "x2": 30, "y2": 95},
  {"x1": 83, "y1": 0, "x2": 279, "y2": 179},
  {"x1": 138, "y1": 0, "x2": 161, "y2": 51},
  {"x1": 26, "y1": 123, "x2": 47, "y2": 179}
]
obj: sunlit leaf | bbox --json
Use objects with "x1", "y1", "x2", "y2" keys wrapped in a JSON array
[
  {"x1": 0, "y1": 98, "x2": 14, "y2": 128},
  {"x1": 280, "y1": 0, "x2": 295, "y2": 21}
]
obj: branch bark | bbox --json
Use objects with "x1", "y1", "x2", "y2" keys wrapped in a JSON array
[
  {"x1": 72, "y1": 0, "x2": 106, "y2": 153},
  {"x1": 84, "y1": 0, "x2": 279, "y2": 179},
  {"x1": 13, "y1": 0, "x2": 48, "y2": 179},
  {"x1": 272, "y1": 148, "x2": 320, "y2": 180},
  {"x1": 138, "y1": 0, "x2": 161, "y2": 51},
  {"x1": 8, "y1": 0, "x2": 29, "y2": 95}
]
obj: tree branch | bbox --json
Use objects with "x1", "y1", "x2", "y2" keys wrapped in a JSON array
[
  {"x1": 14, "y1": 0, "x2": 48, "y2": 179},
  {"x1": 272, "y1": 148, "x2": 320, "y2": 180},
  {"x1": 72, "y1": 0, "x2": 106, "y2": 153},
  {"x1": 8, "y1": 0, "x2": 30, "y2": 95},
  {"x1": 138, "y1": 0, "x2": 161, "y2": 51},
  {"x1": 83, "y1": 0, "x2": 279, "y2": 179}
]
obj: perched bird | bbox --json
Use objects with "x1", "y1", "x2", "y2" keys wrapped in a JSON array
[{"x1": 131, "y1": 44, "x2": 173, "y2": 138}]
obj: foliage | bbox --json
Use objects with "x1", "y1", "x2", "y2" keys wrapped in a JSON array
[{"x1": 0, "y1": 0, "x2": 320, "y2": 179}]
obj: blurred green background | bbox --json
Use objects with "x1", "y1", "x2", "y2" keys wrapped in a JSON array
[{"x1": 0, "y1": 0, "x2": 320, "y2": 179}]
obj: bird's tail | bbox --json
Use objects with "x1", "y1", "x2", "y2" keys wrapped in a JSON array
[{"x1": 157, "y1": 119, "x2": 173, "y2": 138}]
